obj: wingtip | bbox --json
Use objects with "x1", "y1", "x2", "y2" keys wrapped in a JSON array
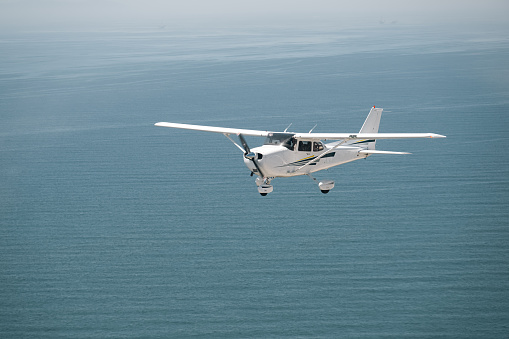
[{"x1": 430, "y1": 134, "x2": 446, "y2": 138}]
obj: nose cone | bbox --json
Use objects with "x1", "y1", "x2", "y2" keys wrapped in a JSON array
[
  {"x1": 243, "y1": 155, "x2": 259, "y2": 174},
  {"x1": 245, "y1": 152, "x2": 256, "y2": 160}
]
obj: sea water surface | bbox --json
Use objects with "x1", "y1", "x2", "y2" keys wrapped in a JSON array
[{"x1": 1, "y1": 22, "x2": 509, "y2": 338}]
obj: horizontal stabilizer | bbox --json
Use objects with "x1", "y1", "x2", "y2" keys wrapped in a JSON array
[{"x1": 359, "y1": 150, "x2": 411, "y2": 155}]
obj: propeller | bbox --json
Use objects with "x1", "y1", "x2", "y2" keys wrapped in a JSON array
[{"x1": 238, "y1": 134, "x2": 264, "y2": 177}]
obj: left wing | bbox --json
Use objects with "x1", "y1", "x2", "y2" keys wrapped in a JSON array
[{"x1": 154, "y1": 122, "x2": 271, "y2": 137}]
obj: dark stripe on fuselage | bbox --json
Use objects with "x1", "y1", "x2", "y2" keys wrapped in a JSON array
[
  {"x1": 351, "y1": 139, "x2": 375, "y2": 145},
  {"x1": 280, "y1": 152, "x2": 336, "y2": 167}
]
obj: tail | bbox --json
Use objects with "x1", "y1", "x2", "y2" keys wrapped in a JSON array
[{"x1": 357, "y1": 106, "x2": 383, "y2": 150}]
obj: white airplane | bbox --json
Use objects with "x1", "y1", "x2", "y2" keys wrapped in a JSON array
[{"x1": 155, "y1": 107, "x2": 445, "y2": 195}]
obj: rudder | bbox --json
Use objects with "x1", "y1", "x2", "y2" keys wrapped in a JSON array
[{"x1": 358, "y1": 106, "x2": 383, "y2": 150}]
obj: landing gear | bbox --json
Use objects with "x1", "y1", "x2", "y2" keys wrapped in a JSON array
[
  {"x1": 255, "y1": 177, "x2": 274, "y2": 196},
  {"x1": 258, "y1": 185, "x2": 273, "y2": 196},
  {"x1": 307, "y1": 174, "x2": 335, "y2": 194},
  {"x1": 318, "y1": 180, "x2": 335, "y2": 193}
]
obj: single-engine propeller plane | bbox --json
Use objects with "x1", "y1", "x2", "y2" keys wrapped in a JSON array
[{"x1": 155, "y1": 107, "x2": 445, "y2": 195}]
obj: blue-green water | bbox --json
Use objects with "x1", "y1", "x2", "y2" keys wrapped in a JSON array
[{"x1": 1, "y1": 23, "x2": 509, "y2": 338}]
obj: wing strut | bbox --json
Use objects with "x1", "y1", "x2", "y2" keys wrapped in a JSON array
[{"x1": 223, "y1": 133, "x2": 245, "y2": 153}]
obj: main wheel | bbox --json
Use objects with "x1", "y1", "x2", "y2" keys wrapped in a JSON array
[
  {"x1": 260, "y1": 193, "x2": 268, "y2": 196},
  {"x1": 320, "y1": 190, "x2": 329, "y2": 194}
]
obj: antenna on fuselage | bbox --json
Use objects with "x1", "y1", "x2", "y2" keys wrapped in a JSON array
[
  {"x1": 308, "y1": 124, "x2": 317, "y2": 133},
  {"x1": 284, "y1": 123, "x2": 292, "y2": 132}
]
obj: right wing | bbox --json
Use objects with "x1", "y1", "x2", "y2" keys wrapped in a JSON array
[
  {"x1": 294, "y1": 132, "x2": 446, "y2": 140},
  {"x1": 154, "y1": 122, "x2": 271, "y2": 137}
]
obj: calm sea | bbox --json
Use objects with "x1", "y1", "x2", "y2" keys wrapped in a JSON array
[{"x1": 1, "y1": 22, "x2": 508, "y2": 338}]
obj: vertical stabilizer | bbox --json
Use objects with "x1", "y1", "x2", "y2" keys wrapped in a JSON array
[{"x1": 358, "y1": 106, "x2": 383, "y2": 150}]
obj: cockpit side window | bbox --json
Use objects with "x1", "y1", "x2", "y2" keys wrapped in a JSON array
[
  {"x1": 283, "y1": 137, "x2": 296, "y2": 151},
  {"x1": 313, "y1": 141, "x2": 324, "y2": 151},
  {"x1": 298, "y1": 141, "x2": 312, "y2": 152}
]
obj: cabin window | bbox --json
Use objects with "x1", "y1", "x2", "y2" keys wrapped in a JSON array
[
  {"x1": 298, "y1": 141, "x2": 312, "y2": 152},
  {"x1": 264, "y1": 133, "x2": 296, "y2": 150},
  {"x1": 313, "y1": 141, "x2": 324, "y2": 151}
]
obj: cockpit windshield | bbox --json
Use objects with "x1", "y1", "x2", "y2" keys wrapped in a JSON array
[{"x1": 264, "y1": 132, "x2": 296, "y2": 150}]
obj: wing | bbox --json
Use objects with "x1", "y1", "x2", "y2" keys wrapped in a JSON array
[
  {"x1": 293, "y1": 132, "x2": 446, "y2": 140},
  {"x1": 155, "y1": 122, "x2": 446, "y2": 139},
  {"x1": 154, "y1": 122, "x2": 271, "y2": 137}
]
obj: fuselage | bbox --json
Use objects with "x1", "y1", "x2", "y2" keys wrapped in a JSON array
[{"x1": 243, "y1": 138, "x2": 368, "y2": 178}]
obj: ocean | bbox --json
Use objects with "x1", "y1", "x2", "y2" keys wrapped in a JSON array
[{"x1": 1, "y1": 22, "x2": 508, "y2": 338}]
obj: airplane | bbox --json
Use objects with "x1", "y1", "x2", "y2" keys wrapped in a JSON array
[{"x1": 155, "y1": 106, "x2": 445, "y2": 196}]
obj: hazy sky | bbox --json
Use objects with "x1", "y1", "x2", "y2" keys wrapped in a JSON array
[{"x1": 0, "y1": 0, "x2": 508, "y2": 30}]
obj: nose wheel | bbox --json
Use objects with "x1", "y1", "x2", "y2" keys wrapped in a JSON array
[
  {"x1": 255, "y1": 177, "x2": 273, "y2": 196},
  {"x1": 258, "y1": 185, "x2": 273, "y2": 196}
]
